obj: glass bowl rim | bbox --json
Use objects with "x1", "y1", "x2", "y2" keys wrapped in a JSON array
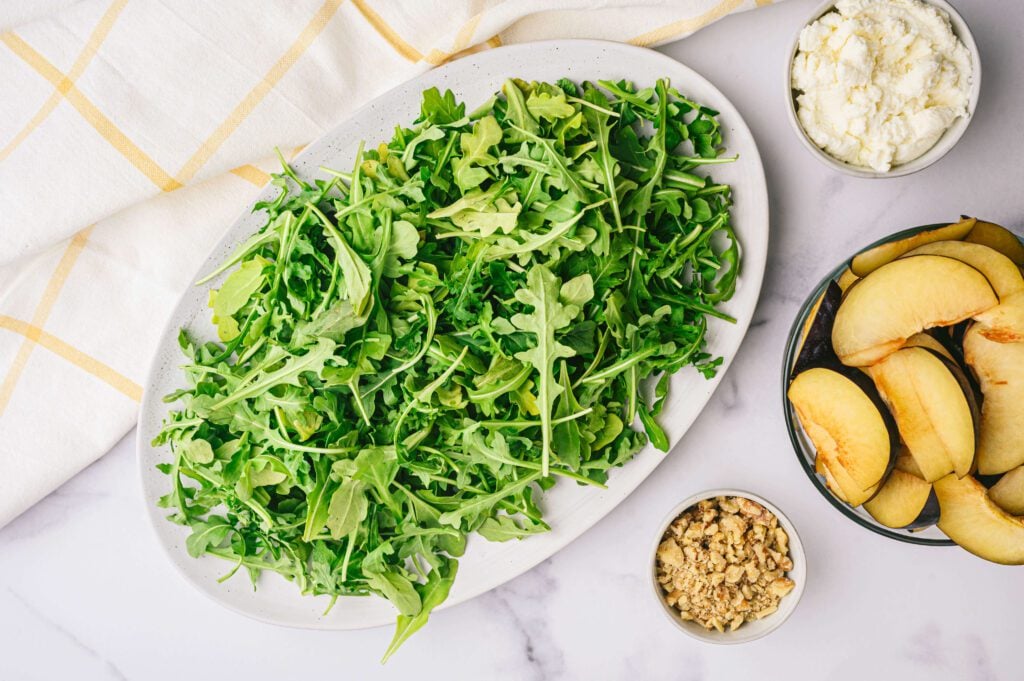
[{"x1": 781, "y1": 223, "x2": 963, "y2": 546}]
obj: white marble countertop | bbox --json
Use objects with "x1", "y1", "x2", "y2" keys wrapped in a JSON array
[{"x1": 2, "y1": 1, "x2": 1022, "y2": 679}]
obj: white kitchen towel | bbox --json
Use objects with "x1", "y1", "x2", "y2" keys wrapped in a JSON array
[{"x1": 0, "y1": 0, "x2": 776, "y2": 528}]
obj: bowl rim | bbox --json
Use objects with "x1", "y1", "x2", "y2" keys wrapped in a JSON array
[
  {"x1": 649, "y1": 488, "x2": 807, "y2": 644},
  {"x1": 781, "y1": 223, "x2": 964, "y2": 545},
  {"x1": 784, "y1": 0, "x2": 982, "y2": 178}
]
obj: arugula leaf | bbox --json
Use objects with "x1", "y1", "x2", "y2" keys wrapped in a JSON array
[
  {"x1": 453, "y1": 116, "x2": 502, "y2": 191},
  {"x1": 182, "y1": 438, "x2": 214, "y2": 464},
  {"x1": 325, "y1": 478, "x2": 369, "y2": 539},
  {"x1": 401, "y1": 125, "x2": 445, "y2": 170},
  {"x1": 420, "y1": 87, "x2": 465, "y2": 125},
  {"x1": 438, "y1": 472, "x2": 541, "y2": 529},
  {"x1": 510, "y1": 265, "x2": 580, "y2": 476},
  {"x1": 382, "y1": 558, "x2": 458, "y2": 663},
  {"x1": 365, "y1": 568, "x2": 422, "y2": 617},
  {"x1": 501, "y1": 79, "x2": 539, "y2": 137},
  {"x1": 209, "y1": 257, "x2": 267, "y2": 341},
  {"x1": 526, "y1": 90, "x2": 575, "y2": 121},
  {"x1": 477, "y1": 515, "x2": 546, "y2": 541},
  {"x1": 156, "y1": 76, "x2": 740, "y2": 661},
  {"x1": 210, "y1": 338, "x2": 335, "y2": 409},
  {"x1": 185, "y1": 516, "x2": 232, "y2": 558},
  {"x1": 302, "y1": 457, "x2": 336, "y2": 541},
  {"x1": 582, "y1": 85, "x2": 623, "y2": 232},
  {"x1": 311, "y1": 207, "x2": 372, "y2": 317}
]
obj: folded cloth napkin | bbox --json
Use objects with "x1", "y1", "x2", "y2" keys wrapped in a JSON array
[{"x1": 0, "y1": 0, "x2": 774, "y2": 528}]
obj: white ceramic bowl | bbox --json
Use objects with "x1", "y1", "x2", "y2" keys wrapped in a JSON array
[
  {"x1": 650, "y1": 489, "x2": 806, "y2": 644},
  {"x1": 785, "y1": 0, "x2": 982, "y2": 178}
]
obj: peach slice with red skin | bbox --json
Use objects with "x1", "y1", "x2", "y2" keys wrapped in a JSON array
[
  {"x1": 792, "y1": 281, "x2": 842, "y2": 375},
  {"x1": 832, "y1": 255, "x2": 998, "y2": 366},
  {"x1": 864, "y1": 469, "x2": 938, "y2": 530},
  {"x1": 789, "y1": 367, "x2": 896, "y2": 503},
  {"x1": 903, "y1": 240, "x2": 1024, "y2": 299},
  {"x1": 850, "y1": 217, "x2": 976, "y2": 277},
  {"x1": 965, "y1": 220, "x2": 1024, "y2": 266},
  {"x1": 904, "y1": 240, "x2": 1024, "y2": 343}
]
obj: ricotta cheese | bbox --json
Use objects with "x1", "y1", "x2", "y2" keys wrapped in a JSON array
[{"x1": 792, "y1": 0, "x2": 972, "y2": 172}]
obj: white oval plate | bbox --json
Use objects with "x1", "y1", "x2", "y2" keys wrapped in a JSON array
[{"x1": 137, "y1": 40, "x2": 769, "y2": 630}]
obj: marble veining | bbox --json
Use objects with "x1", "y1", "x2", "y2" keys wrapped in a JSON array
[{"x1": 2, "y1": 1, "x2": 1022, "y2": 679}]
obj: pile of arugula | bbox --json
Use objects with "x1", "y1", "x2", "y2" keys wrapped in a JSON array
[{"x1": 155, "y1": 77, "x2": 739, "y2": 659}]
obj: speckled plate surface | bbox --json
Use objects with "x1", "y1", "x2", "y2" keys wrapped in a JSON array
[{"x1": 137, "y1": 39, "x2": 769, "y2": 630}]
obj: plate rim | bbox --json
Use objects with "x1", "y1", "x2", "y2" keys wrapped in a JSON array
[{"x1": 135, "y1": 38, "x2": 769, "y2": 631}]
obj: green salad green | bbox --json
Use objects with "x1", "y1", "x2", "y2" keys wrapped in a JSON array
[{"x1": 154, "y1": 77, "x2": 739, "y2": 659}]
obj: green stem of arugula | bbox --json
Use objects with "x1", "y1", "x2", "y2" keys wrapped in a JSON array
[
  {"x1": 360, "y1": 294, "x2": 437, "y2": 397},
  {"x1": 678, "y1": 154, "x2": 738, "y2": 166},
  {"x1": 195, "y1": 230, "x2": 278, "y2": 285},
  {"x1": 393, "y1": 346, "x2": 469, "y2": 448},
  {"x1": 580, "y1": 346, "x2": 660, "y2": 386},
  {"x1": 696, "y1": 184, "x2": 731, "y2": 196},
  {"x1": 216, "y1": 556, "x2": 244, "y2": 583},
  {"x1": 567, "y1": 96, "x2": 621, "y2": 117},
  {"x1": 572, "y1": 329, "x2": 610, "y2": 388},
  {"x1": 340, "y1": 529, "x2": 356, "y2": 583},
  {"x1": 395, "y1": 481, "x2": 543, "y2": 523},
  {"x1": 480, "y1": 407, "x2": 594, "y2": 429},
  {"x1": 652, "y1": 293, "x2": 736, "y2": 323}
]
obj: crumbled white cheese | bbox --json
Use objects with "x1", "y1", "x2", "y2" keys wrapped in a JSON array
[{"x1": 792, "y1": 0, "x2": 972, "y2": 172}]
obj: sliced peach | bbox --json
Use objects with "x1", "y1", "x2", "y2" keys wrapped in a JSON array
[
  {"x1": 868, "y1": 347, "x2": 975, "y2": 481},
  {"x1": 850, "y1": 218, "x2": 976, "y2": 276},
  {"x1": 789, "y1": 367, "x2": 896, "y2": 496},
  {"x1": 894, "y1": 446, "x2": 925, "y2": 479},
  {"x1": 988, "y1": 466, "x2": 1024, "y2": 516},
  {"x1": 935, "y1": 474, "x2": 1024, "y2": 565},
  {"x1": 903, "y1": 240, "x2": 1024, "y2": 343},
  {"x1": 832, "y1": 255, "x2": 997, "y2": 366},
  {"x1": 837, "y1": 267, "x2": 859, "y2": 294},
  {"x1": 965, "y1": 220, "x2": 1024, "y2": 266},
  {"x1": 973, "y1": 291, "x2": 1024, "y2": 343},
  {"x1": 963, "y1": 326, "x2": 1024, "y2": 474},
  {"x1": 816, "y1": 452, "x2": 881, "y2": 507},
  {"x1": 903, "y1": 240, "x2": 1024, "y2": 299},
  {"x1": 903, "y1": 332, "x2": 955, "y2": 362},
  {"x1": 896, "y1": 341, "x2": 982, "y2": 449},
  {"x1": 815, "y1": 456, "x2": 847, "y2": 502},
  {"x1": 864, "y1": 469, "x2": 937, "y2": 529}
]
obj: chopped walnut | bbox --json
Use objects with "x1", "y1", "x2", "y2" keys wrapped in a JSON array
[{"x1": 655, "y1": 496, "x2": 796, "y2": 632}]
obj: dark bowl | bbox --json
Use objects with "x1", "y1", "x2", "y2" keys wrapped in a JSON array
[{"x1": 782, "y1": 224, "x2": 964, "y2": 545}]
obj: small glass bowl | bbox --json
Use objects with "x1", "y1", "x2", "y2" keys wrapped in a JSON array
[{"x1": 781, "y1": 224, "x2": 956, "y2": 545}]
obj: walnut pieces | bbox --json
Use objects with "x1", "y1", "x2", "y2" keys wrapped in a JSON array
[{"x1": 655, "y1": 496, "x2": 796, "y2": 632}]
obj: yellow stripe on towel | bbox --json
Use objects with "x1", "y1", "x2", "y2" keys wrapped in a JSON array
[
  {"x1": 628, "y1": 0, "x2": 744, "y2": 47},
  {"x1": 230, "y1": 164, "x2": 271, "y2": 187},
  {"x1": 0, "y1": 316, "x2": 142, "y2": 403},
  {"x1": 172, "y1": 0, "x2": 344, "y2": 186},
  {"x1": 0, "y1": 228, "x2": 95, "y2": 415},
  {"x1": 351, "y1": 0, "x2": 423, "y2": 62},
  {"x1": 0, "y1": 0, "x2": 128, "y2": 161},
  {"x1": 1, "y1": 32, "x2": 182, "y2": 191}
]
